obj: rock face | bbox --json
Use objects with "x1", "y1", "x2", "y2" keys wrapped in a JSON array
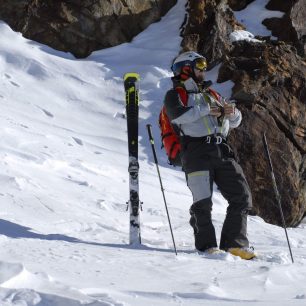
[
  {"x1": 181, "y1": 0, "x2": 244, "y2": 67},
  {"x1": 0, "y1": 0, "x2": 29, "y2": 30},
  {"x1": 263, "y1": 0, "x2": 306, "y2": 57},
  {"x1": 0, "y1": 0, "x2": 177, "y2": 58},
  {"x1": 181, "y1": 0, "x2": 306, "y2": 226},
  {"x1": 219, "y1": 41, "x2": 306, "y2": 226},
  {"x1": 227, "y1": 0, "x2": 254, "y2": 11}
]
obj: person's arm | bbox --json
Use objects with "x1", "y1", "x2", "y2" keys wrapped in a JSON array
[{"x1": 164, "y1": 89, "x2": 210, "y2": 125}]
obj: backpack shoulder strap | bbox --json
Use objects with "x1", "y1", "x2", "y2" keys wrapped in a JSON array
[
  {"x1": 208, "y1": 87, "x2": 222, "y2": 102},
  {"x1": 175, "y1": 86, "x2": 188, "y2": 106}
]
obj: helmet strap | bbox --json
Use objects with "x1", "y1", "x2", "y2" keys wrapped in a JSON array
[{"x1": 180, "y1": 65, "x2": 192, "y2": 80}]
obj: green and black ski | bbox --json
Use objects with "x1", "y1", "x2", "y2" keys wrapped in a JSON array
[{"x1": 124, "y1": 72, "x2": 141, "y2": 245}]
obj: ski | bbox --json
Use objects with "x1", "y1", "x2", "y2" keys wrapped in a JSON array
[{"x1": 124, "y1": 72, "x2": 141, "y2": 245}]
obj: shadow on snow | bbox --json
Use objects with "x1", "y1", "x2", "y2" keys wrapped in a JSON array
[{"x1": 0, "y1": 219, "x2": 177, "y2": 254}]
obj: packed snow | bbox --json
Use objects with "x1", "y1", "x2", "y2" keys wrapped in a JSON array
[
  {"x1": 229, "y1": 30, "x2": 263, "y2": 43},
  {"x1": 0, "y1": 0, "x2": 305, "y2": 305}
]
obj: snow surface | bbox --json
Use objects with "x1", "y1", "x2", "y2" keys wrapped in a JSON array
[{"x1": 0, "y1": 0, "x2": 306, "y2": 305}]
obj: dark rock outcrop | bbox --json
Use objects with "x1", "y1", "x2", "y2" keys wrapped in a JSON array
[
  {"x1": 0, "y1": 0, "x2": 177, "y2": 58},
  {"x1": 181, "y1": 0, "x2": 244, "y2": 67},
  {"x1": 227, "y1": 0, "x2": 254, "y2": 11},
  {"x1": 181, "y1": 0, "x2": 306, "y2": 226},
  {"x1": 263, "y1": 0, "x2": 306, "y2": 57},
  {"x1": 0, "y1": 0, "x2": 29, "y2": 30},
  {"x1": 219, "y1": 41, "x2": 306, "y2": 226}
]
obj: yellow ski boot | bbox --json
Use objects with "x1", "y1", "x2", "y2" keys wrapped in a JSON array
[{"x1": 228, "y1": 247, "x2": 256, "y2": 260}]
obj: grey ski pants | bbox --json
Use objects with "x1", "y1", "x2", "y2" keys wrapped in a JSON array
[{"x1": 181, "y1": 138, "x2": 252, "y2": 251}]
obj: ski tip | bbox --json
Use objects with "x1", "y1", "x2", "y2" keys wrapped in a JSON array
[{"x1": 124, "y1": 72, "x2": 140, "y2": 81}]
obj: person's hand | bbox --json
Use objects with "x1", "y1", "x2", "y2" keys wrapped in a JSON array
[
  {"x1": 223, "y1": 102, "x2": 236, "y2": 117},
  {"x1": 210, "y1": 106, "x2": 222, "y2": 117}
]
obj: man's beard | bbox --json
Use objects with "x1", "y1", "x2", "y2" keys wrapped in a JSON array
[{"x1": 195, "y1": 73, "x2": 205, "y2": 83}]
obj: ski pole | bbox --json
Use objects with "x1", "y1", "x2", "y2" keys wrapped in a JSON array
[
  {"x1": 263, "y1": 132, "x2": 294, "y2": 263},
  {"x1": 146, "y1": 124, "x2": 178, "y2": 255}
]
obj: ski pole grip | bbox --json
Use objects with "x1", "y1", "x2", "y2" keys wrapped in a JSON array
[{"x1": 146, "y1": 124, "x2": 154, "y2": 142}]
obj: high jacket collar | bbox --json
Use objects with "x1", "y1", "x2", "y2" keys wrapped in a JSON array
[{"x1": 171, "y1": 77, "x2": 212, "y2": 93}]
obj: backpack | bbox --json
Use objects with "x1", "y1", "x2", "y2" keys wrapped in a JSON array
[
  {"x1": 159, "y1": 85, "x2": 222, "y2": 167},
  {"x1": 159, "y1": 87, "x2": 188, "y2": 167}
]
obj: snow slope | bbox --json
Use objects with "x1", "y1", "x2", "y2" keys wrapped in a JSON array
[{"x1": 0, "y1": 0, "x2": 306, "y2": 305}]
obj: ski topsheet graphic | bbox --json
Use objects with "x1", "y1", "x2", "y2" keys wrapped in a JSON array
[{"x1": 124, "y1": 73, "x2": 141, "y2": 245}]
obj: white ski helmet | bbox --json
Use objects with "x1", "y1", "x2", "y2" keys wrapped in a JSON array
[{"x1": 171, "y1": 51, "x2": 207, "y2": 79}]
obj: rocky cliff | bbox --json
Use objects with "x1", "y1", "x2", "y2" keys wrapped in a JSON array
[
  {"x1": 0, "y1": 0, "x2": 29, "y2": 30},
  {"x1": 182, "y1": 0, "x2": 306, "y2": 226},
  {"x1": 0, "y1": 0, "x2": 177, "y2": 58},
  {"x1": 264, "y1": 0, "x2": 306, "y2": 57}
]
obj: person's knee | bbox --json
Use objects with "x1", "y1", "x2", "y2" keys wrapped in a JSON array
[
  {"x1": 227, "y1": 199, "x2": 252, "y2": 216},
  {"x1": 189, "y1": 199, "x2": 213, "y2": 229},
  {"x1": 190, "y1": 199, "x2": 212, "y2": 215}
]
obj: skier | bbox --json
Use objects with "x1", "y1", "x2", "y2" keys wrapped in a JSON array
[{"x1": 163, "y1": 51, "x2": 255, "y2": 259}]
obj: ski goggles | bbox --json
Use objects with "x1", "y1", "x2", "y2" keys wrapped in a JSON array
[{"x1": 193, "y1": 57, "x2": 207, "y2": 71}]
